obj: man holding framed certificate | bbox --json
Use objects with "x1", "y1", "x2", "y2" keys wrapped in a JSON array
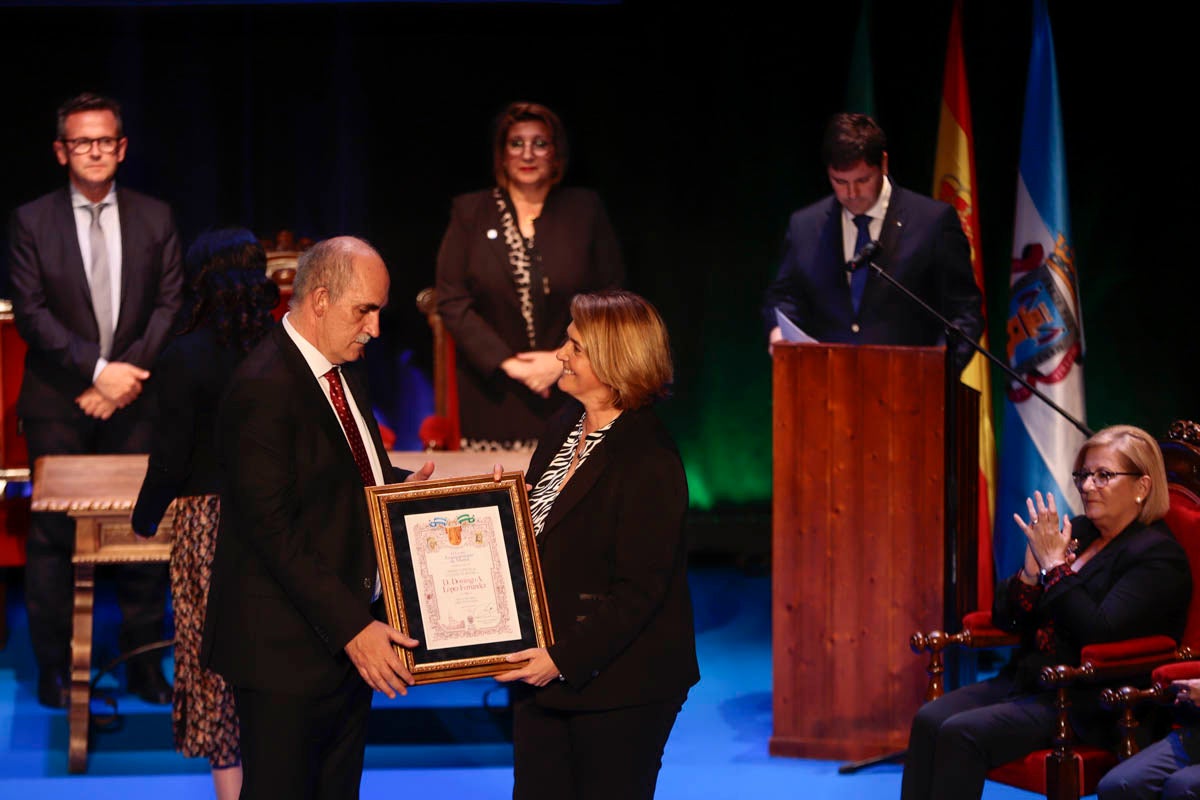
[{"x1": 201, "y1": 236, "x2": 433, "y2": 800}]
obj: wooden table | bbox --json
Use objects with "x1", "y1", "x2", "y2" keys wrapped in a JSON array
[{"x1": 30, "y1": 448, "x2": 531, "y2": 774}]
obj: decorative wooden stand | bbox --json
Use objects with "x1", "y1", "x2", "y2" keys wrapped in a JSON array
[{"x1": 31, "y1": 454, "x2": 173, "y2": 774}]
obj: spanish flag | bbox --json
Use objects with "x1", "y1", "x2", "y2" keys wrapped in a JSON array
[{"x1": 932, "y1": 0, "x2": 996, "y2": 610}]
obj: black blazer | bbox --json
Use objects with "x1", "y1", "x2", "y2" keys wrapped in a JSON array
[
  {"x1": 762, "y1": 184, "x2": 983, "y2": 374},
  {"x1": 435, "y1": 186, "x2": 624, "y2": 442},
  {"x1": 131, "y1": 325, "x2": 251, "y2": 536},
  {"x1": 523, "y1": 401, "x2": 700, "y2": 711},
  {"x1": 992, "y1": 516, "x2": 1192, "y2": 690},
  {"x1": 8, "y1": 186, "x2": 183, "y2": 420},
  {"x1": 201, "y1": 325, "x2": 402, "y2": 695}
]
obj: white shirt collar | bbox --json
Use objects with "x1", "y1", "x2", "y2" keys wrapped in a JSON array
[
  {"x1": 841, "y1": 175, "x2": 892, "y2": 225},
  {"x1": 282, "y1": 312, "x2": 336, "y2": 379},
  {"x1": 70, "y1": 182, "x2": 117, "y2": 209}
]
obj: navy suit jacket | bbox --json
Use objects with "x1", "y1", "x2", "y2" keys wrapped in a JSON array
[
  {"x1": 8, "y1": 185, "x2": 182, "y2": 420},
  {"x1": 763, "y1": 184, "x2": 983, "y2": 374},
  {"x1": 201, "y1": 325, "x2": 404, "y2": 695}
]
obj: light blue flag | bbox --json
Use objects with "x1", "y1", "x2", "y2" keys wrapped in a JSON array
[{"x1": 994, "y1": 0, "x2": 1087, "y2": 581}]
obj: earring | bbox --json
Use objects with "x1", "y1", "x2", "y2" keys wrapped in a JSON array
[{"x1": 1136, "y1": 496, "x2": 1144, "y2": 504}]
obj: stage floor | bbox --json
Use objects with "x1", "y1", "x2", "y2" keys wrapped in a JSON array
[{"x1": 0, "y1": 562, "x2": 1048, "y2": 798}]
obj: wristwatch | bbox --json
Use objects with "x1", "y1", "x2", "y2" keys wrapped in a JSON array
[{"x1": 1039, "y1": 562, "x2": 1065, "y2": 586}]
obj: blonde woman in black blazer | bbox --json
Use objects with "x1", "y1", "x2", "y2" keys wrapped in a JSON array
[{"x1": 497, "y1": 290, "x2": 699, "y2": 800}]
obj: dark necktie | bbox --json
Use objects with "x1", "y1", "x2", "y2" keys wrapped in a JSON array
[
  {"x1": 324, "y1": 366, "x2": 376, "y2": 486},
  {"x1": 88, "y1": 202, "x2": 114, "y2": 358},
  {"x1": 850, "y1": 214, "x2": 872, "y2": 314}
]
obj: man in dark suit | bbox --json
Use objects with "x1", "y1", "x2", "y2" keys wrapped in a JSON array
[
  {"x1": 201, "y1": 236, "x2": 433, "y2": 799},
  {"x1": 763, "y1": 112, "x2": 983, "y2": 375},
  {"x1": 8, "y1": 92, "x2": 182, "y2": 708}
]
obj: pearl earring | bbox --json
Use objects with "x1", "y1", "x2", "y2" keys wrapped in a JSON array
[{"x1": 1136, "y1": 496, "x2": 1144, "y2": 504}]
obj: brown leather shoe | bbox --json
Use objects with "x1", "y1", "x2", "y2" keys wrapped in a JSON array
[
  {"x1": 126, "y1": 659, "x2": 172, "y2": 705},
  {"x1": 37, "y1": 667, "x2": 69, "y2": 710}
]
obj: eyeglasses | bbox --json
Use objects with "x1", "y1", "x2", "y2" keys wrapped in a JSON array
[
  {"x1": 60, "y1": 137, "x2": 122, "y2": 155},
  {"x1": 506, "y1": 136, "x2": 552, "y2": 156},
  {"x1": 1071, "y1": 469, "x2": 1142, "y2": 490}
]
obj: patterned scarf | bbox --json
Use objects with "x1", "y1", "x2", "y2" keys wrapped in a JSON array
[{"x1": 492, "y1": 187, "x2": 538, "y2": 349}]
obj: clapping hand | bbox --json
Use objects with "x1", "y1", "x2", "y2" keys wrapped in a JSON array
[{"x1": 1013, "y1": 491, "x2": 1073, "y2": 572}]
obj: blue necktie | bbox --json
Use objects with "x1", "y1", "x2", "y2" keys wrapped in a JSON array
[{"x1": 850, "y1": 214, "x2": 872, "y2": 314}]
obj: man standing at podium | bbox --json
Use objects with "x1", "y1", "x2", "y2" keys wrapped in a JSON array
[
  {"x1": 762, "y1": 112, "x2": 983, "y2": 374},
  {"x1": 8, "y1": 92, "x2": 183, "y2": 708}
]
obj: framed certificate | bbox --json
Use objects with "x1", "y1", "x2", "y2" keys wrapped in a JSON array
[{"x1": 365, "y1": 471, "x2": 553, "y2": 684}]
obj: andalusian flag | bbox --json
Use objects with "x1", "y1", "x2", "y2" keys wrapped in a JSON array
[
  {"x1": 994, "y1": 0, "x2": 1087, "y2": 580},
  {"x1": 932, "y1": 0, "x2": 995, "y2": 610}
]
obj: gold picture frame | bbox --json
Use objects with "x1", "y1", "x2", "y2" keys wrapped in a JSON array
[{"x1": 366, "y1": 471, "x2": 553, "y2": 684}]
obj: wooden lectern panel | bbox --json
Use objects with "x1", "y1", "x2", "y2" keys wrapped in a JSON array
[{"x1": 771, "y1": 342, "x2": 946, "y2": 760}]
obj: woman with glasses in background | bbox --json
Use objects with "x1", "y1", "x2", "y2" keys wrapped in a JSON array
[
  {"x1": 435, "y1": 101, "x2": 624, "y2": 451},
  {"x1": 902, "y1": 424, "x2": 1193, "y2": 800}
]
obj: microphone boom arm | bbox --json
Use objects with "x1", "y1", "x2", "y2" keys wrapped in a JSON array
[{"x1": 860, "y1": 249, "x2": 1092, "y2": 438}]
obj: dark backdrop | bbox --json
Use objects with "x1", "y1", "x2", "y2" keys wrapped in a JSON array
[{"x1": 1, "y1": 1, "x2": 1194, "y2": 508}]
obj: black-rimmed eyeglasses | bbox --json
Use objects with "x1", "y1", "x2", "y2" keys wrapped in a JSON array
[
  {"x1": 1071, "y1": 469, "x2": 1142, "y2": 490},
  {"x1": 60, "y1": 137, "x2": 122, "y2": 155}
]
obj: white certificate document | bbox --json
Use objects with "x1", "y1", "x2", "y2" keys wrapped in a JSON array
[
  {"x1": 404, "y1": 505, "x2": 522, "y2": 651},
  {"x1": 775, "y1": 308, "x2": 818, "y2": 343}
]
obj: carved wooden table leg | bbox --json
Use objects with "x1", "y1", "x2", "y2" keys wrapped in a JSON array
[{"x1": 68, "y1": 555, "x2": 96, "y2": 774}]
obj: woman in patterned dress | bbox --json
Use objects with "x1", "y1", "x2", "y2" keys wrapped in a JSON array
[
  {"x1": 496, "y1": 290, "x2": 699, "y2": 799},
  {"x1": 132, "y1": 228, "x2": 278, "y2": 800},
  {"x1": 435, "y1": 101, "x2": 624, "y2": 451}
]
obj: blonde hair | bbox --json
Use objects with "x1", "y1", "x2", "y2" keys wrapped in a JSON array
[
  {"x1": 1073, "y1": 424, "x2": 1169, "y2": 524},
  {"x1": 569, "y1": 291, "x2": 672, "y2": 410}
]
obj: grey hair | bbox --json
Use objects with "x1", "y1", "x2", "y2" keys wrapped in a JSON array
[{"x1": 290, "y1": 236, "x2": 380, "y2": 308}]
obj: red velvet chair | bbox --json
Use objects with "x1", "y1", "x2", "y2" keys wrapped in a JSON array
[
  {"x1": 1102, "y1": 660, "x2": 1200, "y2": 763},
  {"x1": 910, "y1": 421, "x2": 1200, "y2": 800},
  {"x1": 1099, "y1": 424, "x2": 1200, "y2": 758},
  {"x1": 0, "y1": 300, "x2": 32, "y2": 649}
]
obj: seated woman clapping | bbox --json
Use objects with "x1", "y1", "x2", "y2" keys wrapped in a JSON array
[{"x1": 902, "y1": 424, "x2": 1193, "y2": 800}]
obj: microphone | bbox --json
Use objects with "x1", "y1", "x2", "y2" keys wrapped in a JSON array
[{"x1": 846, "y1": 240, "x2": 881, "y2": 273}]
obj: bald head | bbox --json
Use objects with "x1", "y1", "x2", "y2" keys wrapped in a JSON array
[{"x1": 289, "y1": 236, "x2": 390, "y2": 364}]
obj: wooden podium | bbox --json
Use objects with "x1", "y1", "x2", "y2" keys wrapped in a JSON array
[{"x1": 770, "y1": 342, "x2": 977, "y2": 761}]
